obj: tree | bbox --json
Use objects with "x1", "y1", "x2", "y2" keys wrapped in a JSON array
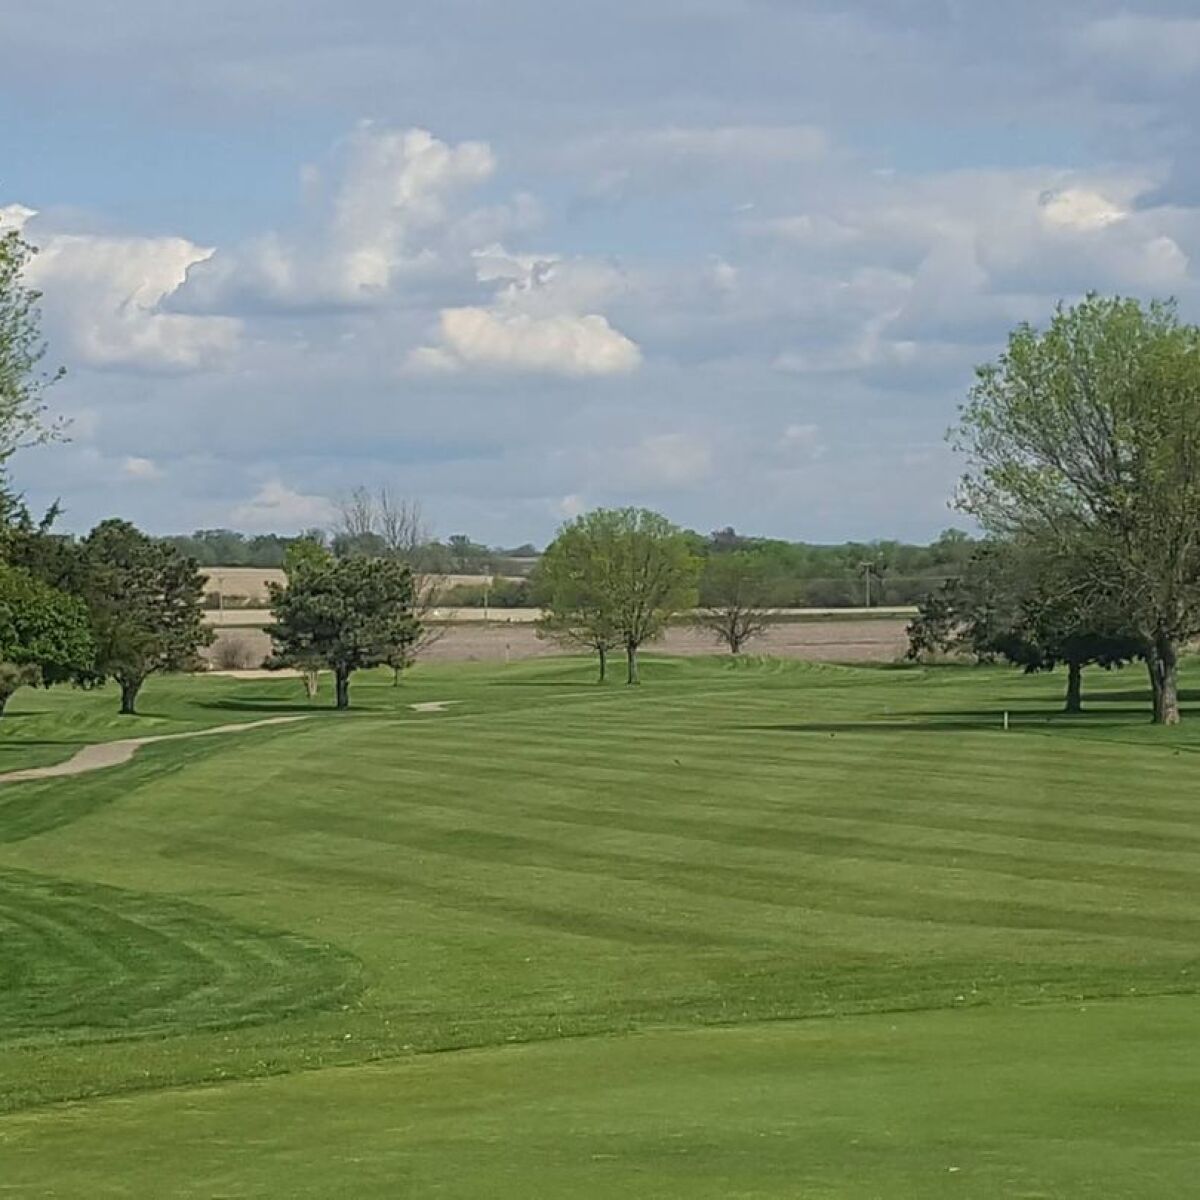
[
  {"x1": 694, "y1": 550, "x2": 777, "y2": 654},
  {"x1": 267, "y1": 556, "x2": 419, "y2": 709},
  {"x1": 955, "y1": 296, "x2": 1200, "y2": 724},
  {"x1": 333, "y1": 486, "x2": 445, "y2": 681},
  {"x1": 0, "y1": 226, "x2": 63, "y2": 466},
  {"x1": 0, "y1": 566, "x2": 93, "y2": 714},
  {"x1": 81, "y1": 520, "x2": 213, "y2": 714},
  {"x1": 444, "y1": 533, "x2": 494, "y2": 574},
  {"x1": 540, "y1": 508, "x2": 699, "y2": 685},
  {"x1": 907, "y1": 540, "x2": 1142, "y2": 712},
  {"x1": 276, "y1": 538, "x2": 334, "y2": 698},
  {"x1": 533, "y1": 528, "x2": 620, "y2": 682}
]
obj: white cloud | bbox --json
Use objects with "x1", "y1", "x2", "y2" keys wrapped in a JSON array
[
  {"x1": 121, "y1": 455, "x2": 164, "y2": 480},
  {"x1": 417, "y1": 307, "x2": 641, "y2": 377},
  {"x1": 14, "y1": 212, "x2": 240, "y2": 371},
  {"x1": 1038, "y1": 187, "x2": 1126, "y2": 232},
  {"x1": 0, "y1": 204, "x2": 36, "y2": 233},
  {"x1": 180, "y1": 125, "x2": 502, "y2": 310},
  {"x1": 410, "y1": 240, "x2": 641, "y2": 376},
  {"x1": 230, "y1": 480, "x2": 334, "y2": 532}
]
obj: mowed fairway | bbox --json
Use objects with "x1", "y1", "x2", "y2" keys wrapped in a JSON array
[{"x1": 2, "y1": 656, "x2": 1200, "y2": 1196}]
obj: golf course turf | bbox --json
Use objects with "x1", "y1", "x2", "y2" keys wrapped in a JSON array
[{"x1": 1, "y1": 655, "x2": 1199, "y2": 1196}]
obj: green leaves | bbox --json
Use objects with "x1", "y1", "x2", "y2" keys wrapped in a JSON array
[
  {"x1": 268, "y1": 556, "x2": 420, "y2": 706},
  {"x1": 0, "y1": 228, "x2": 64, "y2": 463},
  {"x1": 0, "y1": 565, "x2": 93, "y2": 705},
  {"x1": 81, "y1": 520, "x2": 213, "y2": 696},
  {"x1": 536, "y1": 507, "x2": 700, "y2": 663},
  {"x1": 954, "y1": 296, "x2": 1200, "y2": 722}
]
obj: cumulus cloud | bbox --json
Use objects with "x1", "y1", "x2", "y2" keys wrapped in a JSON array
[
  {"x1": 756, "y1": 167, "x2": 1192, "y2": 374},
  {"x1": 3, "y1": 208, "x2": 240, "y2": 372},
  {"x1": 416, "y1": 308, "x2": 640, "y2": 377},
  {"x1": 180, "y1": 125, "x2": 502, "y2": 310},
  {"x1": 410, "y1": 241, "x2": 641, "y2": 376},
  {"x1": 230, "y1": 480, "x2": 334, "y2": 532},
  {"x1": 121, "y1": 456, "x2": 164, "y2": 481}
]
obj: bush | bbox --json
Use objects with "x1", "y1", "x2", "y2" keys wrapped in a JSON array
[
  {"x1": 441, "y1": 578, "x2": 532, "y2": 608},
  {"x1": 211, "y1": 636, "x2": 259, "y2": 670}
]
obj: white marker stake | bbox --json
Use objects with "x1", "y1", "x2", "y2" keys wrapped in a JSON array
[{"x1": 1003, "y1": 711, "x2": 1010, "y2": 731}]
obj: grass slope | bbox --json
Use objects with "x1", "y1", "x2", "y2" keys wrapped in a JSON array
[{"x1": 2, "y1": 656, "x2": 1200, "y2": 1194}]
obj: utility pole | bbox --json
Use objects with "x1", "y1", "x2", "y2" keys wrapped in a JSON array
[{"x1": 859, "y1": 561, "x2": 873, "y2": 608}]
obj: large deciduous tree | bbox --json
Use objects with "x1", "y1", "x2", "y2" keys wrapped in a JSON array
[
  {"x1": 267, "y1": 556, "x2": 419, "y2": 709},
  {"x1": 0, "y1": 226, "x2": 63, "y2": 466},
  {"x1": 694, "y1": 549, "x2": 777, "y2": 654},
  {"x1": 0, "y1": 566, "x2": 93, "y2": 714},
  {"x1": 81, "y1": 520, "x2": 213, "y2": 714},
  {"x1": 539, "y1": 508, "x2": 699, "y2": 685},
  {"x1": 533, "y1": 524, "x2": 620, "y2": 682},
  {"x1": 954, "y1": 296, "x2": 1200, "y2": 724},
  {"x1": 907, "y1": 541, "x2": 1141, "y2": 712}
]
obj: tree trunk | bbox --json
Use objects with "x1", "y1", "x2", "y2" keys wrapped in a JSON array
[
  {"x1": 597, "y1": 645, "x2": 608, "y2": 684},
  {"x1": 1064, "y1": 661, "x2": 1083, "y2": 714},
  {"x1": 119, "y1": 678, "x2": 142, "y2": 716},
  {"x1": 302, "y1": 669, "x2": 319, "y2": 700},
  {"x1": 1148, "y1": 637, "x2": 1181, "y2": 726},
  {"x1": 626, "y1": 643, "x2": 640, "y2": 686},
  {"x1": 334, "y1": 667, "x2": 351, "y2": 710},
  {"x1": 0, "y1": 691, "x2": 11, "y2": 717}
]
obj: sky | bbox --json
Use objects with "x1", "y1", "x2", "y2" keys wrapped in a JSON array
[{"x1": 6, "y1": 1, "x2": 1200, "y2": 546}]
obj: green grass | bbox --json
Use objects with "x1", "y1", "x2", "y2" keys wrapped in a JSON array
[{"x1": 2, "y1": 655, "x2": 1200, "y2": 1195}]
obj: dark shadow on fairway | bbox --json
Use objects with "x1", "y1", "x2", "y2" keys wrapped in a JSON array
[
  {"x1": 196, "y1": 699, "x2": 321, "y2": 714},
  {"x1": 1080, "y1": 688, "x2": 1200, "y2": 705},
  {"x1": 197, "y1": 698, "x2": 407, "y2": 717},
  {"x1": 488, "y1": 679, "x2": 608, "y2": 688},
  {"x1": 911, "y1": 706, "x2": 1156, "y2": 720},
  {"x1": 0, "y1": 739, "x2": 85, "y2": 751},
  {"x1": 745, "y1": 715, "x2": 1144, "y2": 735}
]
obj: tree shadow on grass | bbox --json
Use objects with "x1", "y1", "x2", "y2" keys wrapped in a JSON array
[
  {"x1": 908, "y1": 706, "x2": 1160, "y2": 720},
  {"x1": 0, "y1": 739, "x2": 85, "y2": 754},
  {"x1": 1077, "y1": 688, "x2": 1200, "y2": 705},
  {"x1": 196, "y1": 698, "x2": 324, "y2": 715},
  {"x1": 488, "y1": 679, "x2": 607, "y2": 688},
  {"x1": 745, "y1": 713, "x2": 1147, "y2": 735}
]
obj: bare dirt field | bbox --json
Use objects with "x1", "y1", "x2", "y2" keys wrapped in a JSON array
[{"x1": 207, "y1": 617, "x2": 911, "y2": 669}]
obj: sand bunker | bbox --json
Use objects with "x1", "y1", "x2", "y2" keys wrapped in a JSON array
[{"x1": 0, "y1": 716, "x2": 307, "y2": 785}]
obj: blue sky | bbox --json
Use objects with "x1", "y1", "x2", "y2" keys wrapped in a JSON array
[{"x1": 6, "y1": 1, "x2": 1200, "y2": 545}]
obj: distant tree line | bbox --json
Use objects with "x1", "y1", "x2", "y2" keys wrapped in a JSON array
[
  {"x1": 165, "y1": 525, "x2": 539, "y2": 577},
  {"x1": 171, "y1": 522, "x2": 979, "y2": 610}
]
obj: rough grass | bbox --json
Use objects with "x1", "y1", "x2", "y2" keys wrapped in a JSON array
[{"x1": 2, "y1": 656, "x2": 1200, "y2": 1194}]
